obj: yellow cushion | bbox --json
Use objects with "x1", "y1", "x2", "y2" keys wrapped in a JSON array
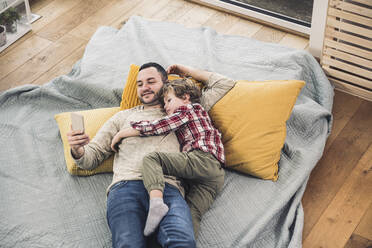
[
  {"x1": 55, "y1": 107, "x2": 120, "y2": 176},
  {"x1": 120, "y1": 64, "x2": 202, "y2": 110},
  {"x1": 120, "y1": 64, "x2": 141, "y2": 110},
  {"x1": 209, "y1": 80, "x2": 305, "y2": 181}
]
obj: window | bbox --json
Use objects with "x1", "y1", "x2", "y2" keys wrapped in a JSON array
[{"x1": 194, "y1": 0, "x2": 329, "y2": 57}]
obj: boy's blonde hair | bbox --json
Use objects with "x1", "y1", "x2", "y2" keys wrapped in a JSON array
[{"x1": 158, "y1": 78, "x2": 201, "y2": 106}]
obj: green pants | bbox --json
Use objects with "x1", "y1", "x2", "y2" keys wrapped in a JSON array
[{"x1": 141, "y1": 149, "x2": 225, "y2": 236}]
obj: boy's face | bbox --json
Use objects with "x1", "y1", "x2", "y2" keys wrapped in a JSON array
[{"x1": 164, "y1": 91, "x2": 190, "y2": 115}]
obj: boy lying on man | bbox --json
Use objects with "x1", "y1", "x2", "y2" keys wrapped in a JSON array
[{"x1": 111, "y1": 78, "x2": 225, "y2": 237}]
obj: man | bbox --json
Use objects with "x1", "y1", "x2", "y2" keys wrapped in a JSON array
[{"x1": 67, "y1": 62, "x2": 236, "y2": 248}]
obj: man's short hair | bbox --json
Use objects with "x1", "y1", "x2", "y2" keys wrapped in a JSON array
[
  {"x1": 158, "y1": 78, "x2": 201, "y2": 106},
  {"x1": 139, "y1": 62, "x2": 168, "y2": 83}
]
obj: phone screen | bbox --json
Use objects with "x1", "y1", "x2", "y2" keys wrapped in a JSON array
[{"x1": 71, "y1": 113, "x2": 85, "y2": 132}]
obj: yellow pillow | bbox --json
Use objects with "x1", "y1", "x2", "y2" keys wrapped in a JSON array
[
  {"x1": 209, "y1": 80, "x2": 305, "y2": 181},
  {"x1": 120, "y1": 64, "x2": 141, "y2": 110},
  {"x1": 120, "y1": 64, "x2": 202, "y2": 110},
  {"x1": 55, "y1": 107, "x2": 120, "y2": 176}
]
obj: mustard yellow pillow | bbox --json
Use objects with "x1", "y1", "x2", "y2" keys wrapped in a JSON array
[
  {"x1": 55, "y1": 107, "x2": 120, "y2": 176},
  {"x1": 209, "y1": 80, "x2": 305, "y2": 181},
  {"x1": 120, "y1": 64, "x2": 202, "y2": 110},
  {"x1": 120, "y1": 64, "x2": 141, "y2": 110}
]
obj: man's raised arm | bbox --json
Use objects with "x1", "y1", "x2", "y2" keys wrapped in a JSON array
[
  {"x1": 167, "y1": 64, "x2": 237, "y2": 112},
  {"x1": 167, "y1": 64, "x2": 212, "y2": 84}
]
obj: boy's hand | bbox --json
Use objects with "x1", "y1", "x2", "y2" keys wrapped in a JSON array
[
  {"x1": 111, "y1": 132, "x2": 123, "y2": 153},
  {"x1": 111, "y1": 128, "x2": 140, "y2": 152}
]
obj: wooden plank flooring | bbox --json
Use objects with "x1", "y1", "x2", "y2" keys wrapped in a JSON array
[{"x1": 1, "y1": 0, "x2": 371, "y2": 246}]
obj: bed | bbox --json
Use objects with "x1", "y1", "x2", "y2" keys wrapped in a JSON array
[{"x1": 0, "y1": 16, "x2": 333, "y2": 247}]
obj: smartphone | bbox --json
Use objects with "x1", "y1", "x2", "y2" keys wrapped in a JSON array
[{"x1": 71, "y1": 112, "x2": 85, "y2": 132}]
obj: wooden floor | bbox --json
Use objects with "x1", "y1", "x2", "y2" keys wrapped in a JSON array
[{"x1": 1, "y1": 0, "x2": 371, "y2": 247}]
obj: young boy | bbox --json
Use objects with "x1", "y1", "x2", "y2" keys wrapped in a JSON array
[{"x1": 110, "y1": 79, "x2": 225, "y2": 237}]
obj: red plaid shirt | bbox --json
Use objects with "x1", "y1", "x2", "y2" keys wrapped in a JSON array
[{"x1": 130, "y1": 103, "x2": 225, "y2": 164}]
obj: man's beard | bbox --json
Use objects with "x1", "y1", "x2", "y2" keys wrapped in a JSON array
[{"x1": 139, "y1": 92, "x2": 160, "y2": 106}]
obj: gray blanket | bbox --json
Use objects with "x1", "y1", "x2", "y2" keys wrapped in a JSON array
[{"x1": 0, "y1": 16, "x2": 333, "y2": 247}]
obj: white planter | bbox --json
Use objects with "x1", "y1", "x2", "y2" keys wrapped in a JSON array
[
  {"x1": 0, "y1": 25, "x2": 6, "y2": 47},
  {"x1": 6, "y1": 22, "x2": 18, "y2": 33}
]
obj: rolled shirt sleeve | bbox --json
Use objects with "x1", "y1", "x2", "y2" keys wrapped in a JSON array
[{"x1": 130, "y1": 106, "x2": 192, "y2": 136}]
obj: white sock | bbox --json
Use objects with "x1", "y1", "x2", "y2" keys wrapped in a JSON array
[{"x1": 143, "y1": 198, "x2": 169, "y2": 236}]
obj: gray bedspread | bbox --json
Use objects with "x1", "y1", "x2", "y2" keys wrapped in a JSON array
[{"x1": 0, "y1": 16, "x2": 333, "y2": 247}]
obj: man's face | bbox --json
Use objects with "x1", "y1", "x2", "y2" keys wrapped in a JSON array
[{"x1": 137, "y1": 67, "x2": 164, "y2": 106}]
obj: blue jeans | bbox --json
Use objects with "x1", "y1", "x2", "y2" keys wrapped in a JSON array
[{"x1": 106, "y1": 180, "x2": 196, "y2": 248}]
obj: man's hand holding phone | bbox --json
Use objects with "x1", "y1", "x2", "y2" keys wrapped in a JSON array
[{"x1": 67, "y1": 113, "x2": 90, "y2": 159}]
